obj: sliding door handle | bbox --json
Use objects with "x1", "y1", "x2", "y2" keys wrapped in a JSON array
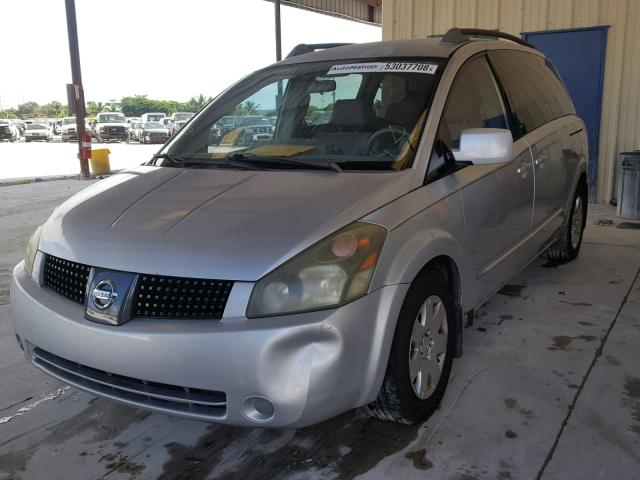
[{"x1": 534, "y1": 155, "x2": 547, "y2": 167}]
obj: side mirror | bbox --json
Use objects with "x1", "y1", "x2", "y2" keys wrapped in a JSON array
[{"x1": 452, "y1": 128, "x2": 513, "y2": 165}]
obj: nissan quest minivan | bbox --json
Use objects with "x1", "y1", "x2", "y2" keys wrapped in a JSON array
[{"x1": 11, "y1": 29, "x2": 588, "y2": 427}]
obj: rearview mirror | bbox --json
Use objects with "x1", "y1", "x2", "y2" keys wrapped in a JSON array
[
  {"x1": 307, "y1": 79, "x2": 336, "y2": 94},
  {"x1": 452, "y1": 128, "x2": 513, "y2": 165}
]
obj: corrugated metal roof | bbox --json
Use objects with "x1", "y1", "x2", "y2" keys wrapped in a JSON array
[{"x1": 264, "y1": 0, "x2": 382, "y2": 25}]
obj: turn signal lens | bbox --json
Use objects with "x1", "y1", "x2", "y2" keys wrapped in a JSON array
[{"x1": 24, "y1": 225, "x2": 44, "y2": 278}]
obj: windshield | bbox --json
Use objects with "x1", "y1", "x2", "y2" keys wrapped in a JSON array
[
  {"x1": 63, "y1": 118, "x2": 75, "y2": 125},
  {"x1": 144, "y1": 122, "x2": 164, "y2": 129},
  {"x1": 145, "y1": 114, "x2": 165, "y2": 122},
  {"x1": 174, "y1": 113, "x2": 193, "y2": 121},
  {"x1": 27, "y1": 124, "x2": 47, "y2": 130},
  {"x1": 98, "y1": 114, "x2": 125, "y2": 123},
  {"x1": 161, "y1": 59, "x2": 442, "y2": 171},
  {"x1": 0, "y1": 120, "x2": 9, "y2": 125}
]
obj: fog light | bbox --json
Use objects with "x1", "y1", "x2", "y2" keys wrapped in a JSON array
[{"x1": 241, "y1": 396, "x2": 275, "y2": 422}]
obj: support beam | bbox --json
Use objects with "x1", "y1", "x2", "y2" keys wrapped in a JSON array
[
  {"x1": 275, "y1": 0, "x2": 282, "y2": 61},
  {"x1": 64, "y1": 0, "x2": 90, "y2": 178}
]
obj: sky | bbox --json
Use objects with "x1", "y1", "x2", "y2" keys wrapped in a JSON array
[{"x1": 0, "y1": 0, "x2": 381, "y2": 110}]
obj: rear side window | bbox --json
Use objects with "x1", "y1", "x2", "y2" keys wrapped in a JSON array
[{"x1": 490, "y1": 50, "x2": 574, "y2": 137}]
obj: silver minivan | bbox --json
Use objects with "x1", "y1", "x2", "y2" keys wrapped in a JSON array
[{"x1": 11, "y1": 29, "x2": 588, "y2": 427}]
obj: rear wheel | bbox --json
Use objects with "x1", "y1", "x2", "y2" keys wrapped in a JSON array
[
  {"x1": 367, "y1": 268, "x2": 455, "y2": 424},
  {"x1": 546, "y1": 182, "x2": 587, "y2": 263}
]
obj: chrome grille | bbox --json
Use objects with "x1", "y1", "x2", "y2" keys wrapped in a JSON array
[
  {"x1": 32, "y1": 347, "x2": 226, "y2": 418},
  {"x1": 134, "y1": 275, "x2": 232, "y2": 319},
  {"x1": 43, "y1": 255, "x2": 91, "y2": 304}
]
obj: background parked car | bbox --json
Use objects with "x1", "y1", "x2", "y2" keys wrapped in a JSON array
[
  {"x1": 60, "y1": 117, "x2": 78, "y2": 142},
  {"x1": 92, "y1": 112, "x2": 128, "y2": 142},
  {"x1": 52, "y1": 119, "x2": 63, "y2": 135},
  {"x1": 140, "y1": 112, "x2": 166, "y2": 124},
  {"x1": 139, "y1": 121, "x2": 170, "y2": 144},
  {"x1": 128, "y1": 121, "x2": 142, "y2": 141},
  {"x1": 0, "y1": 120, "x2": 20, "y2": 142},
  {"x1": 169, "y1": 111, "x2": 194, "y2": 135},
  {"x1": 163, "y1": 118, "x2": 174, "y2": 135},
  {"x1": 24, "y1": 123, "x2": 52, "y2": 142},
  {"x1": 12, "y1": 120, "x2": 26, "y2": 137}
]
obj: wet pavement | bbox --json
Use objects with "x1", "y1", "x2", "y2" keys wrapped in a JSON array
[{"x1": 0, "y1": 180, "x2": 639, "y2": 479}]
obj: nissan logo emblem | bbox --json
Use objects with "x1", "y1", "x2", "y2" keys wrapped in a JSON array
[{"x1": 92, "y1": 280, "x2": 118, "y2": 310}]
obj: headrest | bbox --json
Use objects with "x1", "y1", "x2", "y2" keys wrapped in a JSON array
[
  {"x1": 385, "y1": 94, "x2": 427, "y2": 128},
  {"x1": 332, "y1": 99, "x2": 369, "y2": 128}
]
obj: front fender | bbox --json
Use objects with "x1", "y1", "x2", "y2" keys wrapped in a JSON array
[{"x1": 366, "y1": 181, "x2": 468, "y2": 305}]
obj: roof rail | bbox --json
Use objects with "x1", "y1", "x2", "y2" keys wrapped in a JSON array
[
  {"x1": 440, "y1": 28, "x2": 535, "y2": 49},
  {"x1": 286, "y1": 43, "x2": 353, "y2": 58}
]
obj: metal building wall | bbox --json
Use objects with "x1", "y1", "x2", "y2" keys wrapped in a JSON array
[{"x1": 382, "y1": 0, "x2": 640, "y2": 203}]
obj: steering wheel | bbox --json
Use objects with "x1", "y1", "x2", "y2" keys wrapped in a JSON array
[{"x1": 366, "y1": 126, "x2": 408, "y2": 156}]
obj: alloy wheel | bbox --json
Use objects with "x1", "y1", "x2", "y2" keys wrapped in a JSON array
[
  {"x1": 570, "y1": 195, "x2": 584, "y2": 250},
  {"x1": 409, "y1": 295, "x2": 448, "y2": 399}
]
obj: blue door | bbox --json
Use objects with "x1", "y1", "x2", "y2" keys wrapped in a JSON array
[{"x1": 523, "y1": 27, "x2": 608, "y2": 201}]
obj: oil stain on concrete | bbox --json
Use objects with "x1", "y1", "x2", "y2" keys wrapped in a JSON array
[
  {"x1": 159, "y1": 410, "x2": 420, "y2": 479},
  {"x1": 548, "y1": 335, "x2": 597, "y2": 351},
  {"x1": 0, "y1": 398, "x2": 150, "y2": 478},
  {"x1": 498, "y1": 285, "x2": 526, "y2": 298},
  {"x1": 404, "y1": 448, "x2": 434, "y2": 470}
]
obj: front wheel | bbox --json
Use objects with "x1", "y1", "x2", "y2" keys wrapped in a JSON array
[
  {"x1": 546, "y1": 182, "x2": 587, "y2": 263},
  {"x1": 367, "y1": 268, "x2": 455, "y2": 424}
]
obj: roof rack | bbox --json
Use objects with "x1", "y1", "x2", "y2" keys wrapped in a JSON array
[
  {"x1": 439, "y1": 28, "x2": 535, "y2": 49},
  {"x1": 286, "y1": 43, "x2": 353, "y2": 58}
]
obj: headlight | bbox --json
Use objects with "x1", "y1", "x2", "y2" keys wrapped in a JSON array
[
  {"x1": 247, "y1": 222, "x2": 386, "y2": 317},
  {"x1": 25, "y1": 225, "x2": 44, "y2": 278}
]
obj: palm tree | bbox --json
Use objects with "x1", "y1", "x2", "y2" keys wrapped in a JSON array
[{"x1": 243, "y1": 101, "x2": 259, "y2": 115}]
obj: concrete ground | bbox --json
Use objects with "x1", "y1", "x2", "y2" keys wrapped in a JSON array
[
  {"x1": 0, "y1": 140, "x2": 157, "y2": 181},
  {"x1": 0, "y1": 179, "x2": 639, "y2": 480}
]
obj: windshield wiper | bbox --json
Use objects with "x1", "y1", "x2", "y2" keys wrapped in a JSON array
[
  {"x1": 150, "y1": 153, "x2": 188, "y2": 166},
  {"x1": 226, "y1": 154, "x2": 342, "y2": 173},
  {"x1": 151, "y1": 153, "x2": 258, "y2": 170}
]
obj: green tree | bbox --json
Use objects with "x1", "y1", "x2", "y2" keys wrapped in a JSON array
[
  {"x1": 183, "y1": 94, "x2": 212, "y2": 113},
  {"x1": 16, "y1": 101, "x2": 39, "y2": 117},
  {"x1": 86, "y1": 101, "x2": 106, "y2": 116},
  {"x1": 243, "y1": 100, "x2": 258, "y2": 115},
  {"x1": 38, "y1": 101, "x2": 68, "y2": 118}
]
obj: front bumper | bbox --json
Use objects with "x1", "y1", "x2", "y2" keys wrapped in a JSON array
[
  {"x1": 143, "y1": 134, "x2": 170, "y2": 143},
  {"x1": 61, "y1": 131, "x2": 77, "y2": 141},
  {"x1": 97, "y1": 130, "x2": 127, "y2": 141},
  {"x1": 11, "y1": 261, "x2": 408, "y2": 427}
]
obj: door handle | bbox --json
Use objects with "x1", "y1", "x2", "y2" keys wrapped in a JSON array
[
  {"x1": 534, "y1": 155, "x2": 547, "y2": 167},
  {"x1": 517, "y1": 162, "x2": 532, "y2": 175}
]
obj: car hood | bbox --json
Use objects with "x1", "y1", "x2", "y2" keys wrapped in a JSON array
[
  {"x1": 40, "y1": 165, "x2": 414, "y2": 281},
  {"x1": 144, "y1": 129, "x2": 169, "y2": 134}
]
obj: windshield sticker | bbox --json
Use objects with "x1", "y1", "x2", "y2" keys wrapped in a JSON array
[{"x1": 327, "y1": 62, "x2": 438, "y2": 75}]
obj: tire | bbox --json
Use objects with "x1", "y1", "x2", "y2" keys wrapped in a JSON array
[
  {"x1": 546, "y1": 181, "x2": 587, "y2": 263},
  {"x1": 367, "y1": 267, "x2": 456, "y2": 424}
]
